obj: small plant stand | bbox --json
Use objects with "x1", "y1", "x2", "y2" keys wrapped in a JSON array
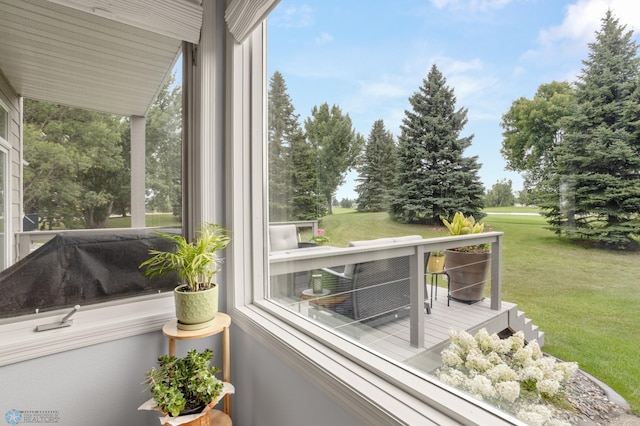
[
  {"x1": 425, "y1": 270, "x2": 449, "y2": 313},
  {"x1": 162, "y1": 312, "x2": 232, "y2": 425}
]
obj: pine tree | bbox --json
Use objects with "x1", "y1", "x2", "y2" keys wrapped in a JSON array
[
  {"x1": 268, "y1": 72, "x2": 323, "y2": 221},
  {"x1": 390, "y1": 64, "x2": 484, "y2": 225},
  {"x1": 355, "y1": 119, "x2": 396, "y2": 212},
  {"x1": 542, "y1": 11, "x2": 640, "y2": 249},
  {"x1": 289, "y1": 127, "x2": 325, "y2": 219},
  {"x1": 268, "y1": 71, "x2": 297, "y2": 222}
]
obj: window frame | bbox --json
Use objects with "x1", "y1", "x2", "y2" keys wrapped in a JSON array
[
  {"x1": 0, "y1": 99, "x2": 8, "y2": 141},
  {"x1": 0, "y1": 99, "x2": 11, "y2": 275},
  {"x1": 227, "y1": 21, "x2": 523, "y2": 426}
]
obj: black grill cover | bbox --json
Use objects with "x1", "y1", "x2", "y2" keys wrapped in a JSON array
[{"x1": 0, "y1": 228, "x2": 180, "y2": 318}]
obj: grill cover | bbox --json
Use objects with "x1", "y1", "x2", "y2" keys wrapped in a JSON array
[{"x1": 0, "y1": 228, "x2": 179, "y2": 318}]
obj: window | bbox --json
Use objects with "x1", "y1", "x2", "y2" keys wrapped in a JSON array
[
  {"x1": 225, "y1": 11, "x2": 518, "y2": 426},
  {"x1": 1, "y1": 61, "x2": 183, "y2": 319}
]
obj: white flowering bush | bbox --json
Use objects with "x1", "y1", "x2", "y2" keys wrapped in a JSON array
[{"x1": 437, "y1": 329, "x2": 578, "y2": 426}]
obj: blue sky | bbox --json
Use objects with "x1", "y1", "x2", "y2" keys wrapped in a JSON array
[{"x1": 266, "y1": 0, "x2": 640, "y2": 200}]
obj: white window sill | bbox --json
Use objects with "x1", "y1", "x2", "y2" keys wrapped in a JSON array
[
  {"x1": 0, "y1": 294, "x2": 175, "y2": 367},
  {"x1": 231, "y1": 302, "x2": 522, "y2": 426}
]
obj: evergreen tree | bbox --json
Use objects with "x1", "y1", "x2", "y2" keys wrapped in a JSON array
[
  {"x1": 542, "y1": 11, "x2": 640, "y2": 249},
  {"x1": 304, "y1": 103, "x2": 363, "y2": 215},
  {"x1": 289, "y1": 127, "x2": 325, "y2": 219},
  {"x1": 390, "y1": 64, "x2": 484, "y2": 225},
  {"x1": 268, "y1": 71, "x2": 296, "y2": 222},
  {"x1": 268, "y1": 72, "x2": 323, "y2": 220},
  {"x1": 355, "y1": 119, "x2": 396, "y2": 212}
]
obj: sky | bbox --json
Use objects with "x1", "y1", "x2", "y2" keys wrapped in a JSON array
[{"x1": 266, "y1": 0, "x2": 640, "y2": 200}]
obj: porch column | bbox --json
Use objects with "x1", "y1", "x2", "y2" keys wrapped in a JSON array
[{"x1": 130, "y1": 115, "x2": 145, "y2": 228}]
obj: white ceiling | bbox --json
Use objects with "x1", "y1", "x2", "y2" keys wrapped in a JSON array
[{"x1": 0, "y1": 0, "x2": 203, "y2": 116}]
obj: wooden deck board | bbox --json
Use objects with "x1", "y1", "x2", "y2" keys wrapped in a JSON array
[{"x1": 310, "y1": 294, "x2": 517, "y2": 369}]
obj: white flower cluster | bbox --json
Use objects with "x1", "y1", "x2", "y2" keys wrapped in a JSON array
[{"x1": 437, "y1": 329, "x2": 578, "y2": 426}]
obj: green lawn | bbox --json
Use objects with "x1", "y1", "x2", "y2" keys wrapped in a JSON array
[
  {"x1": 106, "y1": 214, "x2": 180, "y2": 228},
  {"x1": 317, "y1": 211, "x2": 640, "y2": 413},
  {"x1": 483, "y1": 206, "x2": 541, "y2": 213}
]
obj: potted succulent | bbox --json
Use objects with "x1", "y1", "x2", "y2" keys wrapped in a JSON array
[
  {"x1": 140, "y1": 224, "x2": 231, "y2": 330},
  {"x1": 143, "y1": 349, "x2": 225, "y2": 424},
  {"x1": 441, "y1": 212, "x2": 490, "y2": 303}
]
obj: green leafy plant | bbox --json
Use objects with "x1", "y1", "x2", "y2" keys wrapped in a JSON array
[
  {"x1": 140, "y1": 224, "x2": 231, "y2": 292},
  {"x1": 441, "y1": 212, "x2": 490, "y2": 253},
  {"x1": 144, "y1": 349, "x2": 224, "y2": 417},
  {"x1": 437, "y1": 329, "x2": 577, "y2": 425}
]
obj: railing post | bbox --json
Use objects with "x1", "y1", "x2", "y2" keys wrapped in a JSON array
[
  {"x1": 490, "y1": 234, "x2": 502, "y2": 310},
  {"x1": 16, "y1": 233, "x2": 31, "y2": 262},
  {"x1": 409, "y1": 244, "x2": 425, "y2": 348}
]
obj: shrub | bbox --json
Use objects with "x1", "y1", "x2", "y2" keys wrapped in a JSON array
[{"x1": 437, "y1": 329, "x2": 578, "y2": 426}]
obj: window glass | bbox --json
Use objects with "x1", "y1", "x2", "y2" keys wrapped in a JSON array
[
  {"x1": 264, "y1": 3, "x2": 566, "y2": 425},
  {"x1": 1, "y1": 63, "x2": 183, "y2": 318}
]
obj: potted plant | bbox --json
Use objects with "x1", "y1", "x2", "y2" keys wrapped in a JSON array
[
  {"x1": 140, "y1": 224, "x2": 231, "y2": 330},
  {"x1": 143, "y1": 349, "x2": 224, "y2": 424},
  {"x1": 309, "y1": 228, "x2": 330, "y2": 245},
  {"x1": 441, "y1": 212, "x2": 490, "y2": 303},
  {"x1": 426, "y1": 250, "x2": 445, "y2": 273}
]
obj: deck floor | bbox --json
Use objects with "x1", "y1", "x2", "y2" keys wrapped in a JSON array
[{"x1": 303, "y1": 288, "x2": 515, "y2": 373}]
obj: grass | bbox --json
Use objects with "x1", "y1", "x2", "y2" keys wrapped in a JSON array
[
  {"x1": 317, "y1": 211, "x2": 640, "y2": 414},
  {"x1": 483, "y1": 206, "x2": 541, "y2": 213},
  {"x1": 106, "y1": 213, "x2": 180, "y2": 228}
]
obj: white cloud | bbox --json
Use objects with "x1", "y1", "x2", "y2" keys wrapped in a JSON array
[
  {"x1": 430, "y1": 0, "x2": 513, "y2": 11},
  {"x1": 538, "y1": 0, "x2": 640, "y2": 51},
  {"x1": 540, "y1": 0, "x2": 640, "y2": 46},
  {"x1": 270, "y1": 4, "x2": 314, "y2": 29},
  {"x1": 519, "y1": 0, "x2": 640, "y2": 83},
  {"x1": 315, "y1": 32, "x2": 334, "y2": 45}
]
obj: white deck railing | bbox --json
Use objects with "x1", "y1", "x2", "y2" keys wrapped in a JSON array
[
  {"x1": 14, "y1": 227, "x2": 155, "y2": 262},
  {"x1": 269, "y1": 232, "x2": 503, "y2": 348}
]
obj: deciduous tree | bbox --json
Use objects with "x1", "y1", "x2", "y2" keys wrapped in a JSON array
[
  {"x1": 485, "y1": 179, "x2": 515, "y2": 208},
  {"x1": 144, "y1": 74, "x2": 182, "y2": 217},
  {"x1": 500, "y1": 81, "x2": 575, "y2": 198},
  {"x1": 23, "y1": 100, "x2": 126, "y2": 229},
  {"x1": 304, "y1": 103, "x2": 363, "y2": 215}
]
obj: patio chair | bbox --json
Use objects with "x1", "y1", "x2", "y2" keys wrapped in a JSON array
[
  {"x1": 321, "y1": 235, "x2": 423, "y2": 326},
  {"x1": 269, "y1": 224, "x2": 316, "y2": 298}
]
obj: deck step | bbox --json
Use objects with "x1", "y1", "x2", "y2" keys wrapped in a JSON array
[{"x1": 507, "y1": 306, "x2": 544, "y2": 347}]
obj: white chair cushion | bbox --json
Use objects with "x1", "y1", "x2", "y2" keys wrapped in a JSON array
[{"x1": 269, "y1": 225, "x2": 299, "y2": 251}]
